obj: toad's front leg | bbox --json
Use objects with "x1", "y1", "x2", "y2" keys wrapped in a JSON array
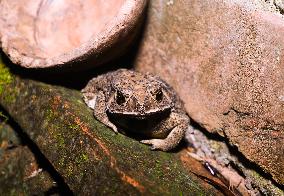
[
  {"x1": 83, "y1": 90, "x2": 118, "y2": 133},
  {"x1": 141, "y1": 112, "x2": 189, "y2": 151}
]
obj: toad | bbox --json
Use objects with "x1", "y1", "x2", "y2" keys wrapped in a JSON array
[{"x1": 82, "y1": 69, "x2": 189, "y2": 151}]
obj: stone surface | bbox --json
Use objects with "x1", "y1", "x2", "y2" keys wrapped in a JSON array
[
  {"x1": 0, "y1": 122, "x2": 57, "y2": 195},
  {"x1": 0, "y1": 58, "x2": 222, "y2": 195},
  {"x1": 134, "y1": 0, "x2": 284, "y2": 185}
]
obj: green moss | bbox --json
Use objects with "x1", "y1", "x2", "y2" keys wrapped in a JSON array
[
  {"x1": 66, "y1": 164, "x2": 74, "y2": 177},
  {"x1": 2, "y1": 89, "x2": 17, "y2": 104},
  {"x1": 59, "y1": 157, "x2": 65, "y2": 166},
  {"x1": 55, "y1": 133, "x2": 65, "y2": 148},
  {"x1": 44, "y1": 109, "x2": 65, "y2": 147},
  {"x1": 75, "y1": 153, "x2": 89, "y2": 165},
  {"x1": 0, "y1": 56, "x2": 13, "y2": 95},
  {"x1": 45, "y1": 109, "x2": 54, "y2": 121},
  {"x1": 0, "y1": 55, "x2": 18, "y2": 104},
  {"x1": 68, "y1": 123, "x2": 80, "y2": 132}
]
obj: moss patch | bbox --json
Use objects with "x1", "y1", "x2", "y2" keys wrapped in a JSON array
[
  {"x1": 0, "y1": 54, "x2": 18, "y2": 104},
  {"x1": 75, "y1": 153, "x2": 89, "y2": 165},
  {"x1": 0, "y1": 56, "x2": 13, "y2": 95}
]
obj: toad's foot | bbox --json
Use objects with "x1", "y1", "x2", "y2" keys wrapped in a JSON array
[
  {"x1": 141, "y1": 114, "x2": 188, "y2": 151},
  {"x1": 108, "y1": 123, "x2": 118, "y2": 134},
  {"x1": 140, "y1": 139, "x2": 173, "y2": 151}
]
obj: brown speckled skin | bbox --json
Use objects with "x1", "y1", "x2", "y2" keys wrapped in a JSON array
[{"x1": 82, "y1": 69, "x2": 189, "y2": 151}]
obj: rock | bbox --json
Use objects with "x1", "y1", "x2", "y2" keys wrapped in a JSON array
[
  {"x1": 0, "y1": 57, "x2": 223, "y2": 195},
  {"x1": 0, "y1": 0, "x2": 147, "y2": 70},
  {"x1": 0, "y1": 122, "x2": 57, "y2": 195},
  {"x1": 134, "y1": 0, "x2": 284, "y2": 185}
]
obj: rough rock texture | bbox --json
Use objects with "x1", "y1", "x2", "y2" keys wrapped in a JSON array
[
  {"x1": 134, "y1": 0, "x2": 284, "y2": 185},
  {"x1": 0, "y1": 121, "x2": 57, "y2": 195},
  {"x1": 0, "y1": 146, "x2": 55, "y2": 195},
  {"x1": 0, "y1": 58, "x2": 222, "y2": 195},
  {"x1": 0, "y1": 0, "x2": 147, "y2": 69}
]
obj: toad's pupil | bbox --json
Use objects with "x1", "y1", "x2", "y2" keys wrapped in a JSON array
[{"x1": 116, "y1": 91, "x2": 126, "y2": 105}]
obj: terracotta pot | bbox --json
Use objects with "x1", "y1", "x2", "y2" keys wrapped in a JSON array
[{"x1": 0, "y1": 0, "x2": 147, "y2": 70}]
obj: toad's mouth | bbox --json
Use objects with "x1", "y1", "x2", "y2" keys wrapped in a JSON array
[
  {"x1": 107, "y1": 108, "x2": 171, "y2": 120},
  {"x1": 107, "y1": 109, "x2": 171, "y2": 133}
]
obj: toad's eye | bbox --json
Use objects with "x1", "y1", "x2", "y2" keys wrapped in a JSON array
[
  {"x1": 155, "y1": 89, "x2": 163, "y2": 102},
  {"x1": 116, "y1": 90, "x2": 126, "y2": 105}
]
